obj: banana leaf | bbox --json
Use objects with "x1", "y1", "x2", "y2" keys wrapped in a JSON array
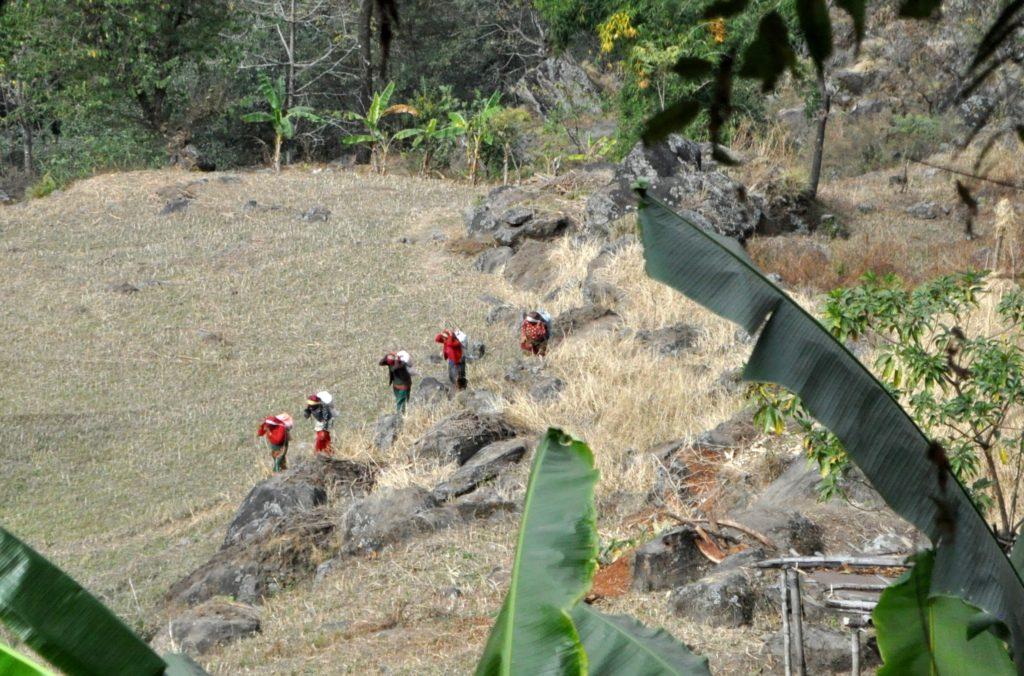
[
  {"x1": 0, "y1": 642, "x2": 52, "y2": 675},
  {"x1": 0, "y1": 528, "x2": 167, "y2": 675},
  {"x1": 874, "y1": 551, "x2": 1014, "y2": 675},
  {"x1": 571, "y1": 604, "x2": 710, "y2": 675},
  {"x1": 475, "y1": 429, "x2": 599, "y2": 676},
  {"x1": 637, "y1": 190, "x2": 1024, "y2": 670}
]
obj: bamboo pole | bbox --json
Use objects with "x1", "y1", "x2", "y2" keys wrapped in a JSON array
[
  {"x1": 851, "y1": 629, "x2": 861, "y2": 676},
  {"x1": 781, "y1": 569, "x2": 792, "y2": 676},
  {"x1": 789, "y1": 570, "x2": 807, "y2": 676},
  {"x1": 756, "y1": 555, "x2": 908, "y2": 569}
]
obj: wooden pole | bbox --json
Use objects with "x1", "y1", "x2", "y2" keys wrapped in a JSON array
[
  {"x1": 781, "y1": 569, "x2": 792, "y2": 676},
  {"x1": 851, "y1": 629, "x2": 861, "y2": 676},
  {"x1": 789, "y1": 569, "x2": 807, "y2": 676}
]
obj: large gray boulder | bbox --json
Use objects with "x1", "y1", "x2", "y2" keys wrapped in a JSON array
[
  {"x1": 502, "y1": 240, "x2": 559, "y2": 291},
  {"x1": 169, "y1": 600, "x2": 261, "y2": 655},
  {"x1": 373, "y1": 413, "x2": 403, "y2": 451},
  {"x1": 550, "y1": 304, "x2": 622, "y2": 342},
  {"x1": 167, "y1": 509, "x2": 337, "y2": 607},
  {"x1": 432, "y1": 438, "x2": 529, "y2": 502},
  {"x1": 340, "y1": 486, "x2": 517, "y2": 556},
  {"x1": 635, "y1": 323, "x2": 701, "y2": 356},
  {"x1": 632, "y1": 526, "x2": 713, "y2": 592},
  {"x1": 411, "y1": 410, "x2": 518, "y2": 464},
  {"x1": 671, "y1": 568, "x2": 756, "y2": 628},
  {"x1": 412, "y1": 376, "x2": 450, "y2": 406},
  {"x1": 474, "y1": 246, "x2": 514, "y2": 273},
  {"x1": 583, "y1": 135, "x2": 764, "y2": 240},
  {"x1": 223, "y1": 458, "x2": 375, "y2": 548},
  {"x1": 512, "y1": 54, "x2": 602, "y2": 118}
]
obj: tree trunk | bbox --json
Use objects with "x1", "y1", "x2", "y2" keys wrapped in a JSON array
[
  {"x1": 284, "y1": 0, "x2": 296, "y2": 167},
  {"x1": 356, "y1": 0, "x2": 375, "y2": 165},
  {"x1": 807, "y1": 68, "x2": 831, "y2": 200},
  {"x1": 21, "y1": 120, "x2": 33, "y2": 175},
  {"x1": 273, "y1": 133, "x2": 282, "y2": 172}
]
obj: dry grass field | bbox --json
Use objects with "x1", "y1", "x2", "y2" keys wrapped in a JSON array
[{"x1": 1, "y1": 165, "x2": 781, "y2": 673}]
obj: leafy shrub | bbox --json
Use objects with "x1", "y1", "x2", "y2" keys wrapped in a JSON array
[{"x1": 752, "y1": 271, "x2": 1024, "y2": 539}]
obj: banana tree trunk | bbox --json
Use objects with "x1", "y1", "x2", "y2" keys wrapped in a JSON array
[{"x1": 273, "y1": 133, "x2": 282, "y2": 172}]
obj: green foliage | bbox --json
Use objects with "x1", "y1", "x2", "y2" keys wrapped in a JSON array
[
  {"x1": 752, "y1": 271, "x2": 1024, "y2": 537},
  {"x1": 475, "y1": 429, "x2": 708, "y2": 675},
  {"x1": 636, "y1": 190, "x2": 1024, "y2": 664},
  {"x1": 873, "y1": 550, "x2": 1014, "y2": 675},
  {"x1": 0, "y1": 527, "x2": 199, "y2": 675},
  {"x1": 0, "y1": 642, "x2": 51, "y2": 676},
  {"x1": 242, "y1": 73, "x2": 321, "y2": 171},
  {"x1": 342, "y1": 82, "x2": 419, "y2": 174},
  {"x1": 447, "y1": 91, "x2": 504, "y2": 184}
]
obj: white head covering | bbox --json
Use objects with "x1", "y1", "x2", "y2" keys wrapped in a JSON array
[{"x1": 316, "y1": 390, "x2": 333, "y2": 405}]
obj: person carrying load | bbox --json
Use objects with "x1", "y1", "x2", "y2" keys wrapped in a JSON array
[
  {"x1": 435, "y1": 328, "x2": 468, "y2": 391},
  {"x1": 380, "y1": 350, "x2": 414, "y2": 413},
  {"x1": 257, "y1": 413, "x2": 293, "y2": 472},
  {"x1": 303, "y1": 391, "x2": 335, "y2": 456},
  {"x1": 520, "y1": 310, "x2": 551, "y2": 356}
]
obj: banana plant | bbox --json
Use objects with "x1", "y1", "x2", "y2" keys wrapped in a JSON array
[
  {"x1": 241, "y1": 73, "x2": 322, "y2": 173},
  {"x1": 475, "y1": 428, "x2": 709, "y2": 675},
  {"x1": 447, "y1": 91, "x2": 502, "y2": 185},
  {"x1": 400, "y1": 117, "x2": 454, "y2": 175},
  {"x1": 342, "y1": 81, "x2": 419, "y2": 175},
  {"x1": 0, "y1": 527, "x2": 203, "y2": 675},
  {"x1": 636, "y1": 188, "x2": 1024, "y2": 672}
]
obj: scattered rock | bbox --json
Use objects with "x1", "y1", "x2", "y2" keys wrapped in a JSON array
[
  {"x1": 486, "y1": 303, "x2": 519, "y2": 326},
  {"x1": 109, "y1": 282, "x2": 141, "y2": 295},
  {"x1": 0, "y1": 189, "x2": 13, "y2": 205},
  {"x1": 456, "y1": 388, "x2": 504, "y2": 416},
  {"x1": 300, "y1": 205, "x2": 331, "y2": 222},
  {"x1": 432, "y1": 438, "x2": 529, "y2": 502},
  {"x1": 463, "y1": 341, "x2": 487, "y2": 362},
  {"x1": 632, "y1": 526, "x2": 713, "y2": 592},
  {"x1": 550, "y1": 304, "x2": 622, "y2": 341},
  {"x1": 169, "y1": 600, "x2": 260, "y2": 655},
  {"x1": 494, "y1": 213, "x2": 573, "y2": 248},
  {"x1": 861, "y1": 532, "x2": 913, "y2": 555},
  {"x1": 671, "y1": 568, "x2": 756, "y2": 627},
  {"x1": 503, "y1": 206, "x2": 534, "y2": 226},
  {"x1": 161, "y1": 197, "x2": 192, "y2": 215},
  {"x1": 505, "y1": 358, "x2": 546, "y2": 384},
  {"x1": 502, "y1": 240, "x2": 558, "y2": 291},
  {"x1": 856, "y1": 202, "x2": 877, "y2": 214},
  {"x1": 906, "y1": 201, "x2": 939, "y2": 219},
  {"x1": 635, "y1": 323, "x2": 701, "y2": 356},
  {"x1": 582, "y1": 280, "x2": 624, "y2": 307},
  {"x1": 223, "y1": 457, "x2": 375, "y2": 548},
  {"x1": 412, "y1": 377, "x2": 450, "y2": 406},
  {"x1": 474, "y1": 246, "x2": 514, "y2": 273},
  {"x1": 849, "y1": 98, "x2": 891, "y2": 118},
  {"x1": 528, "y1": 376, "x2": 565, "y2": 402},
  {"x1": 411, "y1": 410, "x2": 517, "y2": 464},
  {"x1": 373, "y1": 413, "x2": 403, "y2": 451}
]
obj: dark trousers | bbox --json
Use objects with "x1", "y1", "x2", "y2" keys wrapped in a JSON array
[{"x1": 448, "y1": 360, "x2": 467, "y2": 390}]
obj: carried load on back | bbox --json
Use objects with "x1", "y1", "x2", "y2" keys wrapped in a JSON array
[
  {"x1": 303, "y1": 390, "x2": 335, "y2": 456},
  {"x1": 380, "y1": 350, "x2": 414, "y2": 413},
  {"x1": 520, "y1": 310, "x2": 551, "y2": 356},
  {"x1": 257, "y1": 413, "x2": 293, "y2": 472}
]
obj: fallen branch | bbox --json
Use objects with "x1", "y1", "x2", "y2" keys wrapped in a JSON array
[{"x1": 659, "y1": 512, "x2": 777, "y2": 550}]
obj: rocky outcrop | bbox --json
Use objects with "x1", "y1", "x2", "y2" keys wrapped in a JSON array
[
  {"x1": 223, "y1": 458, "x2": 375, "y2": 548},
  {"x1": 169, "y1": 600, "x2": 261, "y2": 655},
  {"x1": 512, "y1": 54, "x2": 602, "y2": 118},
  {"x1": 373, "y1": 413, "x2": 403, "y2": 451},
  {"x1": 635, "y1": 323, "x2": 701, "y2": 356},
  {"x1": 411, "y1": 410, "x2": 518, "y2": 464},
  {"x1": 583, "y1": 135, "x2": 764, "y2": 240},
  {"x1": 465, "y1": 186, "x2": 576, "y2": 249},
  {"x1": 474, "y1": 246, "x2": 514, "y2": 273},
  {"x1": 671, "y1": 567, "x2": 756, "y2": 628},
  {"x1": 412, "y1": 377, "x2": 450, "y2": 406},
  {"x1": 432, "y1": 438, "x2": 529, "y2": 502},
  {"x1": 167, "y1": 508, "x2": 336, "y2": 607},
  {"x1": 502, "y1": 240, "x2": 559, "y2": 291},
  {"x1": 631, "y1": 526, "x2": 713, "y2": 592},
  {"x1": 550, "y1": 304, "x2": 621, "y2": 341},
  {"x1": 339, "y1": 487, "x2": 516, "y2": 556}
]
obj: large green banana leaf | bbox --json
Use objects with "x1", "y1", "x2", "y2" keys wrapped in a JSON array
[
  {"x1": 638, "y1": 191, "x2": 1024, "y2": 669},
  {"x1": 0, "y1": 642, "x2": 53, "y2": 675},
  {"x1": 475, "y1": 429, "x2": 599, "y2": 675},
  {"x1": 0, "y1": 527, "x2": 167, "y2": 675},
  {"x1": 571, "y1": 604, "x2": 709, "y2": 675},
  {"x1": 874, "y1": 551, "x2": 1014, "y2": 675}
]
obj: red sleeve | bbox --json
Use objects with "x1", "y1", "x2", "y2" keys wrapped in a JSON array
[
  {"x1": 257, "y1": 423, "x2": 267, "y2": 437},
  {"x1": 435, "y1": 333, "x2": 444, "y2": 343}
]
